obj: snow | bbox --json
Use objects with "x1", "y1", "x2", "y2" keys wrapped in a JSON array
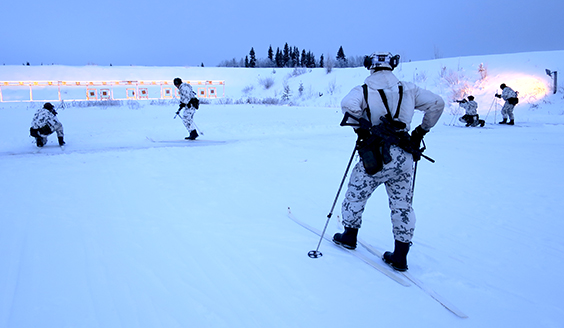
[{"x1": 1, "y1": 50, "x2": 564, "y2": 327}]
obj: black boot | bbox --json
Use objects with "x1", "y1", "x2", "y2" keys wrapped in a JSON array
[
  {"x1": 499, "y1": 119, "x2": 507, "y2": 124},
  {"x1": 186, "y1": 129, "x2": 199, "y2": 140},
  {"x1": 507, "y1": 120, "x2": 515, "y2": 125},
  {"x1": 382, "y1": 240, "x2": 411, "y2": 271},
  {"x1": 58, "y1": 136, "x2": 65, "y2": 146},
  {"x1": 333, "y1": 227, "x2": 358, "y2": 250},
  {"x1": 35, "y1": 137, "x2": 44, "y2": 147}
]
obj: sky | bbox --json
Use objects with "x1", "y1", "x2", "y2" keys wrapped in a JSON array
[{"x1": 1, "y1": 0, "x2": 563, "y2": 67}]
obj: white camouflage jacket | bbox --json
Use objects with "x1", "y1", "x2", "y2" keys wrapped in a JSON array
[
  {"x1": 31, "y1": 107, "x2": 64, "y2": 137},
  {"x1": 341, "y1": 70, "x2": 444, "y2": 131},
  {"x1": 460, "y1": 100, "x2": 478, "y2": 115},
  {"x1": 178, "y1": 82, "x2": 196, "y2": 105},
  {"x1": 501, "y1": 86, "x2": 517, "y2": 100}
]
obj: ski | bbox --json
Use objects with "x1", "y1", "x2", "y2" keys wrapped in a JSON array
[
  {"x1": 146, "y1": 137, "x2": 227, "y2": 145},
  {"x1": 287, "y1": 207, "x2": 468, "y2": 318},
  {"x1": 287, "y1": 208, "x2": 410, "y2": 287},
  {"x1": 358, "y1": 239, "x2": 468, "y2": 318}
]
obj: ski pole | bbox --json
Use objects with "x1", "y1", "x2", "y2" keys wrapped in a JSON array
[
  {"x1": 494, "y1": 95, "x2": 498, "y2": 124},
  {"x1": 484, "y1": 97, "x2": 496, "y2": 122},
  {"x1": 412, "y1": 160, "x2": 418, "y2": 196},
  {"x1": 308, "y1": 146, "x2": 357, "y2": 259},
  {"x1": 412, "y1": 139, "x2": 434, "y2": 198},
  {"x1": 192, "y1": 121, "x2": 204, "y2": 136},
  {"x1": 449, "y1": 102, "x2": 460, "y2": 126}
]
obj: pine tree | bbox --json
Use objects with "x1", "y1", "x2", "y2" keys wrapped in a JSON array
[
  {"x1": 275, "y1": 48, "x2": 283, "y2": 67},
  {"x1": 293, "y1": 46, "x2": 300, "y2": 67},
  {"x1": 283, "y1": 43, "x2": 290, "y2": 67},
  {"x1": 249, "y1": 47, "x2": 257, "y2": 68},
  {"x1": 245, "y1": 56, "x2": 249, "y2": 68},
  {"x1": 268, "y1": 45, "x2": 273, "y2": 61},
  {"x1": 320, "y1": 54, "x2": 324, "y2": 68},
  {"x1": 308, "y1": 51, "x2": 316, "y2": 68},
  {"x1": 336, "y1": 46, "x2": 348, "y2": 67}
]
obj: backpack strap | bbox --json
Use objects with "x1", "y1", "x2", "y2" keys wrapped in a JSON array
[
  {"x1": 362, "y1": 84, "x2": 372, "y2": 123},
  {"x1": 376, "y1": 84, "x2": 403, "y2": 120},
  {"x1": 362, "y1": 83, "x2": 404, "y2": 125}
]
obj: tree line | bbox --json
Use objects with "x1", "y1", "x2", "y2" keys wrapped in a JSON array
[{"x1": 217, "y1": 44, "x2": 365, "y2": 68}]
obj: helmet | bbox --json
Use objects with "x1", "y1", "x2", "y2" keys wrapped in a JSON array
[
  {"x1": 173, "y1": 78, "x2": 182, "y2": 87},
  {"x1": 364, "y1": 52, "x2": 400, "y2": 71},
  {"x1": 468, "y1": 95, "x2": 474, "y2": 101},
  {"x1": 500, "y1": 83, "x2": 506, "y2": 89},
  {"x1": 43, "y1": 102, "x2": 54, "y2": 110}
]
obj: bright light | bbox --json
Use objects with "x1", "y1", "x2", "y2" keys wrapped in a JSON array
[{"x1": 507, "y1": 76, "x2": 550, "y2": 102}]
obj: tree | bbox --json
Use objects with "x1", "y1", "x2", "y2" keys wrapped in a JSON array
[
  {"x1": 324, "y1": 53, "x2": 334, "y2": 73},
  {"x1": 283, "y1": 43, "x2": 290, "y2": 67},
  {"x1": 275, "y1": 48, "x2": 283, "y2": 67},
  {"x1": 319, "y1": 54, "x2": 324, "y2": 68},
  {"x1": 249, "y1": 47, "x2": 257, "y2": 68},
  {"x1": 294, "y1": 47, "x2": 301, "y2": 67},
  {"x1": 268, "y1": 45, "x2": 273, "y2": 61},
  {"x1": 336, "y1": 46, "x2": 347, "y2": 67},
  {"x1": 308, "y1": 52, "x2": 316, "y2": 68},
  {"x1": 244, "y1": 56, "x2": 249, "y2": 68}
]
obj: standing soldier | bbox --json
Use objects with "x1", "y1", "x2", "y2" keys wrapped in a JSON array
[
  {"x1": 333, "y1": 52, "x2": 444, "y2": 271},
  {"x1": 495, "y1": 83, "x2": 518, "y2": 125},
  {"x1": 174, "y1": 77, "x2": 200, "y2": 140},
  {"x1": 30, "y1": 102, "x2": 65, "y2": 147}
]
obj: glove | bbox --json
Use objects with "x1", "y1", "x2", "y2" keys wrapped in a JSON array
[
  {"x1": 495, "y1": 94, "x2": 501, "y2": 98},
  {"x1": 179, "y1": 102, "x2": 186, "y2": 109},
  {"x1": 411, "y1": 125, "x2": 428, "y2": 150},
  {"x1": 175, "y1": 110, "x2": 180, "y2": 115}
]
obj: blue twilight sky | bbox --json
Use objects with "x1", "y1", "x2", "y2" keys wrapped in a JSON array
[{"x1": 1, "y1": 0, "x2": 562, "y2": 67}]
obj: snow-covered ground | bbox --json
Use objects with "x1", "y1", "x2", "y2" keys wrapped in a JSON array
[{"x1": 1, "y1": 51, "x2": 563, "y2": 328}]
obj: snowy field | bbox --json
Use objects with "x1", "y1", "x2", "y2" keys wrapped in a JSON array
[{"x1": 1, "y1": 51, "x2": 563, "y2": 328}]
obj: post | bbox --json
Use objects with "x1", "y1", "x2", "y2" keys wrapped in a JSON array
[{"x1": 546, "y1": 69, "x2": 558, "y2": 94}]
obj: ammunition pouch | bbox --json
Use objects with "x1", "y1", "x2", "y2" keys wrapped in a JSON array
[
  {"x1": 188, "y1": 97, "x2": 200, "y2": 109},
  {"x1": 30, "y1": 125, "x2": 52, "y2": 137},
  {"x1": 354, "y1": 115, "x2": 416, "y2": 175},
  {"x1": 38, "y1": 125, "x2": 53, "y2": 135}
]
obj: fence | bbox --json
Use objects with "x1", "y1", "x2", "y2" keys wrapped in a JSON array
[{"x1": 0, "y1": 80, "x2": 225, "y2": 102}]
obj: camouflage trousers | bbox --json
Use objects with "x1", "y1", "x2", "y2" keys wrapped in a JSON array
[
  {"x1": 181, "y1": 107, "x2": 197, "y2": 132},
  {"x1": 501, "y1": 102, "x2": 515, "y2": 120},
  {"x1": 37, "y1": 121, "x2": 64, "y2": 145},
  {"x1": 341, "y1": 146, "x2": 416, "y2": 243}
]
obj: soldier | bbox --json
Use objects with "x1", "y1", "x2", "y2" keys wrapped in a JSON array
[
  {"x1": 495, "y1": 83, "x2": 518, "y2": 125},
  {"x1": 174, "y1": 77, "x2": 200, "y2": 140},
  {"x1": 333, "y1": 52, "x2": 444, "y2": 271},
  {"x1": 30, "y1": 102, "x2": 65, "y2": 147}
]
